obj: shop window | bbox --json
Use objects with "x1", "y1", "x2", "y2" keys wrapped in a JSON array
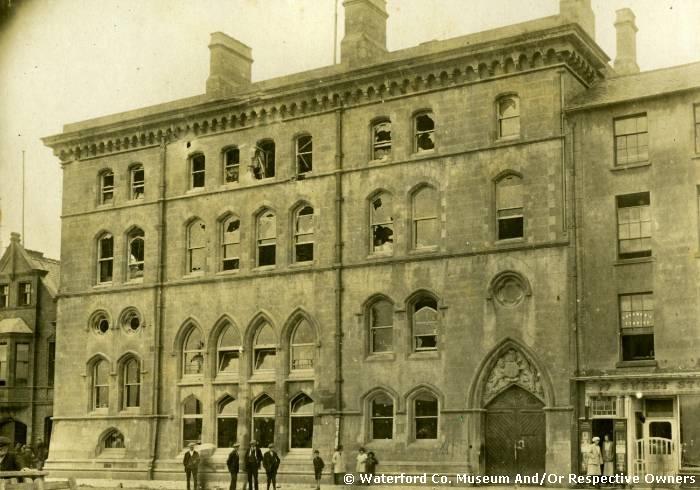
[
  {"x1": 92, "y1": 359, "x2": 109, "y2": 409},
  {"x1": 100, "y1": 170, "x2": 114, "y2": 204},
  {"x1": 190, "y1": 154, "x2": 206, "y2": 189},
  {"x1": 0, "y1": 285, "x2": 8, "y2": 308},
  {"x1": 614, "y1": 113, "x2": 648, "y2": 165},
  {"x1": 296, "y1": 134, "x2": 313, "y2": 174},
  {"x1": 182, "y1": 326, "x2": 204, "y2": 376},
  {"x1": 496, "y1": 174, "x2": 524, "y2": 240},
  {"x1": 414, "y1": 393, "x2": 438, "y2": 440},
  {"x1": 217, "y1": 396, "x2": 238, "y2": 448},
  {"x1": 680, "y1": 395, "x2": 700, "y2": 467},
  {"x1": 372, "y1": 120, "x2": 391, "y2": 160},
  {"x1": 182, "y1": 396, "x2": 202, "y2": 447},
  {"x1": 253, "y1": 322, "x2": 277, "y2": 372},
  {"x1": 497, "y1": 95, "x2": 520, "y2": 138},
  {"x1": 224, "y1": 147, "x2": 240, "y2": 184},
  {"x1": 293, "y1": 206, "x2": 314, "y2": 263},
  {"x1": 187, "y1": 219, "x2": 207, "y2": 273},
  {"x1": 122, "y1": 358, "x2": 140, "y2": 409},
  {"x1": 290, "y1": 320, "x2": 314, "y2": 371},
  {"x1": 412, "y1": 296, "x2": 438, "y2": 352},
  {"x1": 590, "y1": 397, "x2": 618, "y2": 417},
  {"x1": 368, "y1": 299, "x2": 393, "y2": 354},
  {"x1": 412, "y1": 186, "x2": 438, "y2": 249},
  {"x1": 256, "y1": 211, "x2": 276, "y2": 267},
  {"x1": 252, "y1": 395, "x2": 275, "y2": 448},
  {"x1": 290, "y1": 394, "x2": 314, "y2": 449},
  {"x1": 217, "y1": 322, "x2": 241, "y2": 375},
  {"x1": 370, "y1": 393, "x2": 393, "y2": 440},
  {"x1": 620, "y1": 293, "x2": 654, "y2": 361},
  {"x1": 14, "y1": 343, "x2": 29, "y2": 386},
  {"x1": 221, "y1": 215, "x2": 241, "y2": 271},
  {"x1": 18, "y1": 282, "x2": 31, "y2": 306},
  {"x1": 253, "y1": 140, "x2": 275, "y2": 179},
  {"x1": 617, "y1": 192, "x2": 651, "y2": 259},
  {"x1": 130, "y1": 164, "x2": 144, "y2": 199},
  {"x1": 127, "y1": 228, "x2": 145, "y2": 280},
  {"x1": 97, "y1": 233, "x2": 114, "y2": 284},
  {"x1": 414, "y1": 112, "x2": 435, "y2": 152},
  {"x1": 370, "y1": 193, "x2": 393, "y2": 254}
]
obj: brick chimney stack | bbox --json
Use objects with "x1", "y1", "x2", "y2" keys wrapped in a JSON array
[
  {"x1": 559, "y1": 0, "x2": 595, "y2": 40},
  {"x1": 341, "y1": 0, "x2": 388, "y2": 67},
  {"x1": 614, "y1": 8, "x2": 640, "y2": 76},
  {"x1": 206, "y1": 32, "x2": 253, "y2": 99}
]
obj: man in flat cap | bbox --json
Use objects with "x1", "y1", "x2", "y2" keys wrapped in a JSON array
[
  {"x1": 183, "y1": 442, "x2": 200, "y2": 490},
  {"x1": 0, "y1": 436, "x2": 21, "y2": 476},
  {"x1": 245, "y1": 440, "x2": 263, "y2": 490},
  {"x1": 262, "y1": 444, "x2": 280, "y2": 490},
  {"x1": 226, "y1": 442, "x2": 240, "y2": 490}
]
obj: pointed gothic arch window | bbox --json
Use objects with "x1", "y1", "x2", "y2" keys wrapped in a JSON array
[
  {"x1": 289, "y1": 394, "x2": 314, "y2": 449},
  {"x1": 370, "y1": 192, "x2": 393, "y2": 254},
  {"x1": 217, "y1": 396, "x2": 238, "y2": 448},
  {"x1": 182, "y1": 396, "x2": 202, "y2": 447},
  {"x1": 102, "y1": 429, "x2": 125, "y2": 449},
  {"x1": 369, "y1": 392, "x2": 394, "y2": 440},
  {"x1": 252, "y1": 395, "x2": 275, "y2": 447},
  {"x1": 293, "y1": 205, "x2": 314, "y2": 263},
  {"x1": 221, "y1": 215, "x2": 241, "y2": 271},
  {"x1": 187, "y1": 219, "x2": 207, "y2": 273},
  {"x1": 253, "y1": 322, "x2": 277, "y2": 372},
  {"x1": 97, "y1": 233, "x2": 114, "y2": 284},
  {"x1": 412, "y1": 295, "x2": 439, "y2": 352},
  {"x1": 182, "y1": 326, "x2": 204, "y2": 376},
  {"x1": 217, "y1": 322, "x2": 241, "y2": 375},
  {"x1": 290, "y1": 319, "x2": 315, "y2": 371},
  {"x1": 127, "y1": 228, "x2": 145, "y2": 280}
]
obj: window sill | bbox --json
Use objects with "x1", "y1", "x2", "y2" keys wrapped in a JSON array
[
  {"x1": 411, "y1": 149, "x2": 435, "y2": 158},
  {"x1": 288, "y1": 370, "x2": 314, "y2": 380},
  {"x1": 408, "y1": 350, "x2": 440, "y2": 360},
  {"x1": 186, "y1": 187, "x2": 206, "y2": 194},
  {"x1": 96, "y1": 203, "x2": 115, "y2": 209},
  {"x1": 183, "y1": 271, "x2": 205, "y2": 279},
  {"x1": 213, "y1": 375, "x2": 240, "y2": 384},
  {"x1": 126, "y1": 278, "x2": 143, "y2": 284},
  {"x1": 610, "y1": 161, "x2": 651, "y2": 172},
  {"x1": 615, "y1": 360, "x2": 658, "y2": 368},
  {"x1": 495, "y1": 237, "x2": 525, "y2": 246},
  {"x1": 366, "y1": 252, "x2": 394, "y2": 260},
  {"x1": 409, "y1": 246, "x2": 439, "y2": 255},
  {"x1": 98, "y1": 449, "x2": 126, "y2": 458},
  {"x1": 216, "y1": 269, "x2": 240, "y2": 276},
  {"x1": 614, "y1": 256, "x2": 654, "y2": 266},
  {"x1": 408, "y1": 438, "x2": 440, "y2": 446},
  {"x1": 127, "y1": 197, "x2": 145, "y2": 203},
  {"x1": 365, "y1": 352, "x2": 396, "y2": 362},
  {"x1": 90, "y1": 408, "x2": 109, "y2": 415},
  {"x1": 178, "y1": 378, "x2": 204, "y2": 386},
  {"x1": 94, "y1": 282, "x2": 114, "y2": 289},
  {"x1": 369, "y1": 156, "x2": 393, "y2": 165},
  {"x1": 494, "y1": 135, "x2": 521, "y2": 145},
  {"x1": 253, "y1": 265, "x2": 277, "y2": 272},
  {"x1": 249, "y1": 372, "x2": 276, "y2": 383},
  {"x1": 289, "y1": 261, "x2": 314, "y2": 269}
]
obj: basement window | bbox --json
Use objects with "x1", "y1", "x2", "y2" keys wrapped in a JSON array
[{"x1": 252, "y1": 140, "x2": 275, "y2": 179}]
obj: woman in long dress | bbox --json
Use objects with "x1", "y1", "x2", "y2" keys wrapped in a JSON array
[
  {"x1": 602, "y1": 434, "x2": 615, "y2": 477},
  {"x1": 587, "y1": 436, "x2": 603, "y2": 477}
]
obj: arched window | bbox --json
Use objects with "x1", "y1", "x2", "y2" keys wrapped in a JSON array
[
  {"x1": 497, "y1": 95, "x2": 520, "y2": 138},
  {"x1": 92, "y1": 359, "x2": 109, "y2": 409},
  {"x1": 369, "y1": 299, "x2": 393, "y2": 354},
  {"x1": 103, "y1": 429, "x2": 125, "y2": 449},
  {"x1": 190, "y1": 153, "x2": 206, "y2": 189},
  {"x1": 256, "y1": 211, "x2": 276, "y2": 267},
  {"x1": 100, "y1": 170, "x2": 115, "y2": 204},
  {"x1": 289, "y1": 394, "x2": 314, "y2": 449},
  {"x1": 182, "y1": 396, "x2": 202, "y2": 447},
  {"x1": 224, "y1": 147, "x2": 240, "y2": 184},
  {"x1": 121, "y1": 309, "x2": 142, "y2": 334},
  {"x1": 122, "y1": 358, "x2": 140, "y2": 409},
  {"x1": 412, "y1": 186, "x2": 439, "y2": 249},
  {"x1": 182, "y1": 327, "x2": 204, "y2": 376},
  {"x1": 496, "y1": 174, "x2": 524, "y2": 240},
  {"x1": 253, "y1": 140, "x2": 275, "y2": 179},
  {"x1": 372, "y1": 120, "x2": 391, "y2": 160},
  {"x1": 221, "y1": 215, "x2": 241, "y2": 271},
  {"x1": 217, "y1": 322, "x2": 241, "y2": 375},
  {"x1": 290, "y1": 319, "x2": 314, "y2": 371},
  {"x1": 370, "y1": 193, "x2": 393, "y2": 254},
  {"x1": 187, "y1": 219, "x2": 207, "y2": 273},
  {"x1": 252, "y1": 395, "x2": 275, "y2": 448},
  {"x1": 97, "y1": 233, "x2": 114, "y2": 284},
  {"x1": 414, "y1": 392, "x2": 438, "y2": 439},
  {"x1": 414, "y1": 112, "x2": 435, "y2": 152},
  {"x1": 253, "y1": 322, "x2": 276, "y2": 372},
  {"x1": 370, "y1": 393, "x2": 393, "y2": 440},
  {"x1": 296, "y1": 134, "x2": 313, "y2": 174},
  {"x1": 217, "y1": 396, "x2": 238, "y2": 448},
  {"x1": 91, "y1": 311, "x2": 111, "y2": 335},
  {"x1": 127, "y1": 228, "x2": 145, "y2": 280},
  {"x1": 294, "y1": 206, "x2": 314, "y2": 263},
  {"x1": 130, "y1": 164, "x2": 144, "y2": 199},
  {"x1": 412, "y1": 296, "x2": 438, "y2": 352}
]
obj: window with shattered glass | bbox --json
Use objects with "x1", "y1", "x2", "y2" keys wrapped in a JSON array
[
  {"x1": 371, "y1": 194, "x2": 394, "y2": 253},
  {"x1": 496, "y1": 174, "x2": 524, "y2": 240},
  {"x1": 98, "y1": 233, "x2": 114, "y2": 283},
  {"x1": 100, "y1": 171, "x2": 114, "y2": 204},
  {"x1": 415, "y1": 113, "x2": 435, "y2": 152},
  {"x1": 224, "y1": 147, "x2": 240, "y2": 183},
  {"x1": 257, "y1": 211, "x2": 276, "y2": 266},
  {"x1": 413, "y1": 297, "x2": 438, "y2": 351},
  {"x1": 294, "y1": 206, "x2": 314, "y2": 263},
  {"x1": 372, "y1": 120, "x2": 392, "y2": 160},
  {"x1": 296, "y1": 135, "x2": 313, "y2": 174},
  {"x1": 130, "y1": 165, "x2": 144, "y2": 199},
  {"x1": 127, "y1": 228, "x2": 145, "y2": 280},
  {"x1": 222, "y1": 216, "x2": 241, "y2": 271},
  {"x1": 188, "y1": 220, "x2": 207, "y2": 273},
  {"x1": 254, "y1": 322, "x2": 277, "y2": 372},
  {"x1": 498, "y1": 96, "x2": 520, "y2": 138},
  {"x1": 253, "y1": 140, "x2": 276, "y2": 179}
]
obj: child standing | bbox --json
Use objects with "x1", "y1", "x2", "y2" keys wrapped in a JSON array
[{"x1": 313, "y1": 449, "x2": 325, "y2": 490}]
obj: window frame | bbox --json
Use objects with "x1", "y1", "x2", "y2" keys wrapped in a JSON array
[
  {"x1": 411, "y1": 185, "x2": 439, "y2": 250},
  {"x1": 18, "y1": 282, "x2": 32, "y2": 306},
  {"x1": 182, "y1": 327, "x2": 205, "y2": 377},
  {"x1": 497, "y1": 95, "x2": 520, "y2": 139},
  {"x1": 252, "y1": 394, "x2": 276, "y2": 448},
  {"x1": 614, "y1": 113, "x2": 649, "y2": 166},
  {"x1": 127, "y1": 228, "x2": 145, "y2": 281},
  {"x1": 97, "y1": 233, "x2": 114, "y2": 284},
  {"x1": 414, "y1": 111, "x2": 435, "y2": 153},
  {"x1": 293, "y1": 205, "x2": 314, "y2": 264},
  {"x1": 217, "y1": 396, "x2": 239, "y2": 448},
  {"x1": 253, "y1": 140, "x2": 276, "y2": 180},
  {"x1": 371, "y1": 119, "x2": 392, "y2": 161},
  {"x1": 295, "y1": 134, "x2": 313, "y2": 175},
  {"x1": 0, "y1": 342, "x2": 7, "y2": 386},
  {"x1": 221, "y1": 215, "x2": 241, "y2": 272},
  {"x1": 289, "y1": 393, "x2": 314, "y2": 450},
  {"x1": 187, "y1": 219, "x2": 207, "y2": 274},
  {"x1": 619, "y1": 292, "x2": 655, "y2": 362},
  {"x1": 256, "y1": 210, "x2": 277, "y2": 267},
  {"x1": 369, "y1": 192, "x2": 394, "y2": 255},
  {"x1": 190, "y1": 153, "x2": 206, "y2": 189},
  {"x1": 121, "y1": 357, "x2": 141, "y2": 409},
  {"x1": 223, "y1": 147, "x2": 240, "y2": 184},
  {"x1": 616, "y1": 192, "x2": 652, "y2": 260},
  {"x1": 92, "y1": 359, "x2": 110, "y2": 410},
  {"x1": 412, "y1": 392, "x2": 439, "y2": 440},
  {"x1": 368, "y1": 299, "x2": 394, "y2": 355},
  {"x1": 182, "y1": 396, "x2": 203, "y2": 447},
  {"x1": 411, "y1": 295, "x2": 439, "y2": 353},
  {"x1": 369, "y1": 392, "x2": 394, "y2": 440},
  {"x1": 14, "y1": 342, "x2": 29, "y2": 387},
  {"x1": 253, "y1": 322, "x2": 277, "y2": 374},
  {"x1": 99, "y1": 170, "x2": 115, "y2": 205},
  {"x1": 216, "y1": 322, "x2": 241, "y2": 377},
  {"x1": 130, "y1": 164, "x2": 144, "y2": 200},
  {"x1": 695, "y1": 104, "x2": 700, "y2": 154},
  {"x1": 495, "y1": 173, "x2": 524, "y2": 241},
  {"x1": 0, "y1": 284, "x2": 9, "y2": 308},
  {"x1": 290, "y1": 320, "x2": 315, "y2": 372}
]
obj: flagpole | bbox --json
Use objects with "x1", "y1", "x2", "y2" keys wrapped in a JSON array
[
  {"x1": 22, "y1": 149, "x2": 25, "y2": 242},
  {"x1": 333, "y1": 0, "x2": 338, "y2": 64}
]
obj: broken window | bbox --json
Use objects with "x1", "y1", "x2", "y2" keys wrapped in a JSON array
[
  {"x1": 371, "y1": 393, "x2": 394, "y2": 440},
  {"x1": 412, "y1": 186, "x2": 439, "y2": 248},
  {"x1": 369, "y1": 299, "x2": 393, "y2": 354},
  {"x1": 617, "y1": 192, "x2": 651, "y2": 259},
  {"x1": 289, "y1": 394, "x2": 314, "y2": 449},
  {"x1": 217, "y1": 396, "x2": 238, "y2": 448},
  {"x1": 252, "y1": 395, "x2": 275, "y2": 448},
  {"x1": 224, "y1": 147, "x2": 240, "y2": 184},
  {"x1": 182, "y1": 396, "x2": 203, "y2": 447},
  {"x1": 221, "y1": 216, "x2": 241, "y2": 271},
  {"x1": 92, "y1": 359, "x2": 109, "y2": 409},
  {"x1": 498, "y1": 95, "x2": 520, "y2": 138},
  {"x1": 415, "y1": 112, "x2": 435, "y2": 152},
  {"x1": 92, "y1": 312, "x2": 110, "y2": 335},
  {"x1": 414, "y1": 393, "x2": 438, "y2": 439},
  {"x1": 257, "y1": 211, "x2": 276, "y2": 267},
  {"x1": 290, "y1": 319, "x2": 314, "y2": 370},
  {"x1": 294, "y1": 205, "x2": 314, "y2": 263},
  {"x1": 217, "y1": 322, "x2": 241, "y2": 375},
  {"x1": 122, "y1": 358, "x2": 140, "y2": 408},
  {"x1": 370, "y1": 193, "x2": 394, "y2": 253},
  {"x1": 14, "y1": 343, "x2": 29, "y2": 387},
  {"x1": 615, "y1": 114, "x2": 648, "y2": 165},
  {"x1": 496, "y1": 174, "x2": 524, "y2": 240},
  {"x1": 190, "y1": 153, "x2": 206, "y2": 188},
  {"x1": 182, "y1": 326, "x2": 204, "y2": 376},
  {"x1": 18, "y1": 282, "x2": 31, "y2": 306},
  {"x1": 127, "y1": 228, "x2": 145, "y2": 280},
  {"x1": 620, "y1": 293, "x2": 654, "y2": 361},
  {"x1": 0, "y1": 285, "x2": 7, "y2": 308},
  {"x1": 97, "y1": 233, "x2": 114, "y2": 283},
  {"x1": 187, "y1": 219, "x2": 207, "y2": 273},
  {"x1": 253, "y1": 322, "x2": 277, "y2": 372},
  {"x1": 100, "y1": 170, "x2": 114, "y2": 204},
  {"x1": 296, "y1": 134, "x2": 313, "y2": 174},
  {"x1": 252, "y1": 140, "x2": 276, "y2": 179},
  {"x1": 372, "y1": 120, "x2": 392, "y2": 160},
  {"x1": 413, "y1": 296, "x2": 438, "y2": 351},
  {"x1": 130, "y1": 164, "x2": 144, "y2": 199}
]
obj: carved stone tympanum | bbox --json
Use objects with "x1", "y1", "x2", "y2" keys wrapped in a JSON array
[{"x1": 483, "y1": 348, "x2": 544, "y2": 402}]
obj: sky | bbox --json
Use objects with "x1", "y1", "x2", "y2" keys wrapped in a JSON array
[{"x1": 0, "y1": 0, "x2": 698, "y2": 260}]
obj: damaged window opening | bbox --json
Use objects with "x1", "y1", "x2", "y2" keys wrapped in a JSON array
[
  {"x1": 372, "y1": 120, "x2": 392, "y2": 160},
  {"x1": 413, "y1": 186, "x2": 439, "y2": 248},
  {"x1": 257, "y1": 211, "x2": 276, "y2": 267},
  {"x1": 98, "y1": 233, "x2": 114, "y2": 284},
  {"x1": 217, "y1": 322, "x2": 241, "y2": 375},
  {"x1": 190, "y1": 154, "x2": 205, "y2": 189},
  {"x1": 617, "y1": 192, "x2": 651, "y2": 259},
  {"x1": 294, "y1": 206, "x2": 314, "y2": 263},
  {"x1": 413, "y1": 296, "x2": 438, "y2": 351},
  {"x1": 130, "y1": 164, "x2": 144, "y2": 199},
  {"x1": 498, "y1": 96, "x2": 520, "y2": 138},
  {"x1": 183, "y1": 327, "x2": 204, "y2": 376},
  {"x1": 100, "y1": 170, "x2": 114, "y2": 204},
  {"x1": 253, "y1": 322, "x2": 276, "y2": 372},
  {"x1": 187, "y1": 220, "x2": 207, "y2": 273},
  {"x1": 369, "y1": 299, "x2": 393, "y2": 354},
  {"x1": 296, "y1": 134, "x2": 313, "y2": 174},
  {"x1": 224, "y1": 147, "x2": 240, "y2": 184},
  {"x1": 370, "y1": 193, "x2": 394, "y2": 254},
  {"x1": 415, "y1": 112, "x2": 435, "y2": 152},
  {"x1": 620, "y1": 292, "x2": 655, "y2": 361},
  {"x1": 18, "y1": 282, "x2": 31, "y2": 306},
  {"x1": 127, "y1": 228, "x2": 145, "y2": 280},
  {"x1": 496, "y1": 174, "x2": 524, "y2": 240},
  {"x1": 221, "y1": 216, "x2": 241, "y2": 271},
  {"x1": 252, "y1": 140, "x2": 275, "y2": 179},
  {"x1": 103, "y1": 430, "x2": 125, "y2": 449},
  {"x1": 291, "y1": 319, "x2": 315, "y2": 370},
  {"x1": 92, "y1": 313, "x2": 110, "y2": 335}
]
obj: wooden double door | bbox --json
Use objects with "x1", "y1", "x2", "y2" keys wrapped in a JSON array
[{"x1": 485, "y1": 385, "x2": 546, "y2": 478}]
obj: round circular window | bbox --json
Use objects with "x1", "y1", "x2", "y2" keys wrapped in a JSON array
[
  {"x1": 491, "y1": 271, "x2": 530, "y2": 308},
  {"x1": 121, "y1": 308, "x2": 142, "y2": 334},
  {"x1": 94, "y1": 315, "x2": 110, "y2": 334}
]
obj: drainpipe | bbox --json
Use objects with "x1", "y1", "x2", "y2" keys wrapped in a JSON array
[{"x1": 333, "y1": 104, "x2": 345, "y2": 447}]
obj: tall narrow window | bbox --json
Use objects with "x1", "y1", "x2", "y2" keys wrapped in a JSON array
[
  {"x1": 253, "y1": 322, "x2": 276, "y2": 372},
  {"x1": 130, "y1": 164, "x2": 144, "y2": 199},
  {"x1": 294, "y1": 206, "x2": 314, "y2": 263},
  {"x1": 414, "y1": 393, "x2": 438, "y2": 439},
  {"x1": 190, "y1": 154, "x2": 206, "y2": 189},
  {"x1": 224, "y1": 147, "x2": 240, "y2": 184},
  {"x1": 100, "y1": 170, "x2": 115, "y2": 204},
  {"x1": 695, "y1": 104, "x2": 700, "y2": 154},
  {"x1": 296, "y1": 135, "x2": 313, "y2": 174},
  {"x1": 413, "y1": 296, "x2": 438, "y2": 352},
  {"x1": 252, "y1": 395, "x2": 275, "y2": 448},
  {"x1": 221, "y1": 216, "x2": 241, "y2": 271},
  {"x1": 187, "y1": 219, "x2": 207, "y2": 273},
  {"x1": 14, "y1": 343, "x2": 29, "y2": 386},
  {"x1": 217, "y1": 323, "x2": 241, "y2": 375},
  {"x1": 497, "y1": 96, "x2": 520, "y2": 138},
  {"x1": 98, "y1": 233, "x2": 114, "y2": 283},
  {"x1": 370, "y1": 193, "x2": 394, "y2": 253},
  {"x1": 0, "y1": 342, "x2": 6, "y2": 386},
  {"x1": 290, "y1": 394, "x2": 314, "y2": 449},
  {"x1": 182, "y1": 327, "x2": 204, "y2": 376},
  {"x1": 414, "y1": 112, "x2": 435, "y2": 152},
  {"x1": 93, "y1": 359, "x2": 109, "y2": 409},
  {"x1": 614, "y1": 114, "x2": 648, "y2": 165},
  {"x1": 372, "y1": 120, "x2": 392, "y2": 160},
  {"x1": 620, "y1": 293, "x2": 654, "y2": 361},
  {"x1": 217, "y1": 396, "x2": 238, "y2": 448},
  {"x1": 127, "y1": 228, "x2": 145, "y2": 280},
  {"x1": 496, "y1": 174, "x2": 524, "y2": 240},
  {"x1": 182, "y1": 396, "x2": 203, "y2": 447},
  {"x1": 253, "y1": 140, "x2": 276, "y2": 179},
  {"x1": 18, "y1": 283, "x2": 31, "y2": 306},
  {"x1": 122, "y1": 358, "x2": 140, "y2": 408},
  {"x1": 413, "y1": 186, "x2": 439, "y2": 249},
  {"x1": 369, "y1": 299, "x2": 393, "y2": 354},
  {"x1": 290, "y1": 320, "x2": 314, "y2": 371},
  {"x1": 370, "y1": 393, "x2": 394, "y2": 440},
  {"x1": 0, "y1": 285, "x2": 8, "y2": 308},
  {"x1": 48, "y1": 340, "x2": 55, "y2": 387},
  {"x1": 617, "y1": 192, "x2": 651, "y2": 259},
  {"x1": 257, "y1": 211, "x2": 276, "y2": 267}
]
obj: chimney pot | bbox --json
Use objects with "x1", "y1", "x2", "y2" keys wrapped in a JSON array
[
  {"x1": 614, "y1": 8, "x2": 640, "y2": 76},
  {"x1": 206, "y1": 32, "x2": 253, "y2": 98}
]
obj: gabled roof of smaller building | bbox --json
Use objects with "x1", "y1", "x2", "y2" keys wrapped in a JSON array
[
  {"x1": 0, "y1": 234, "x2": 60, "y2": 298},
  {"x1": 0, "y1": 318, "x2": 33, "y2": 335}
]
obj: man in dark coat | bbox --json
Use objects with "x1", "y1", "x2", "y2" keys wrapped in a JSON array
[
  {"x1": 262, "y1": 444, "x2": 281, "y2": 490},
  {"x1": 0, "y1": 436, "x2": 21, "y2": 477},
  {"x1": 183, "y1": 442, "x2": 200, "y2": 490},
  {"x1": 244, "y1": 440, "x2": 263, "y2": 490},
  {"x1": 226, "y1": 443, "x2": 240, "y2": 490}
]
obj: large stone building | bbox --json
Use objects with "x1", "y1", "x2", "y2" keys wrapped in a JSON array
[{"x1": 41, "y1": 0, "x2": 699, "y2": 484}]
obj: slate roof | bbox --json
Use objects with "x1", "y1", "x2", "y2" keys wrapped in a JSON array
[
  {"x1": 0, "y1": 318, "x2": 33, "y2": 335},
  {"x1": 26, "y1": 250, "x2": 60, "y2": 297}
]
